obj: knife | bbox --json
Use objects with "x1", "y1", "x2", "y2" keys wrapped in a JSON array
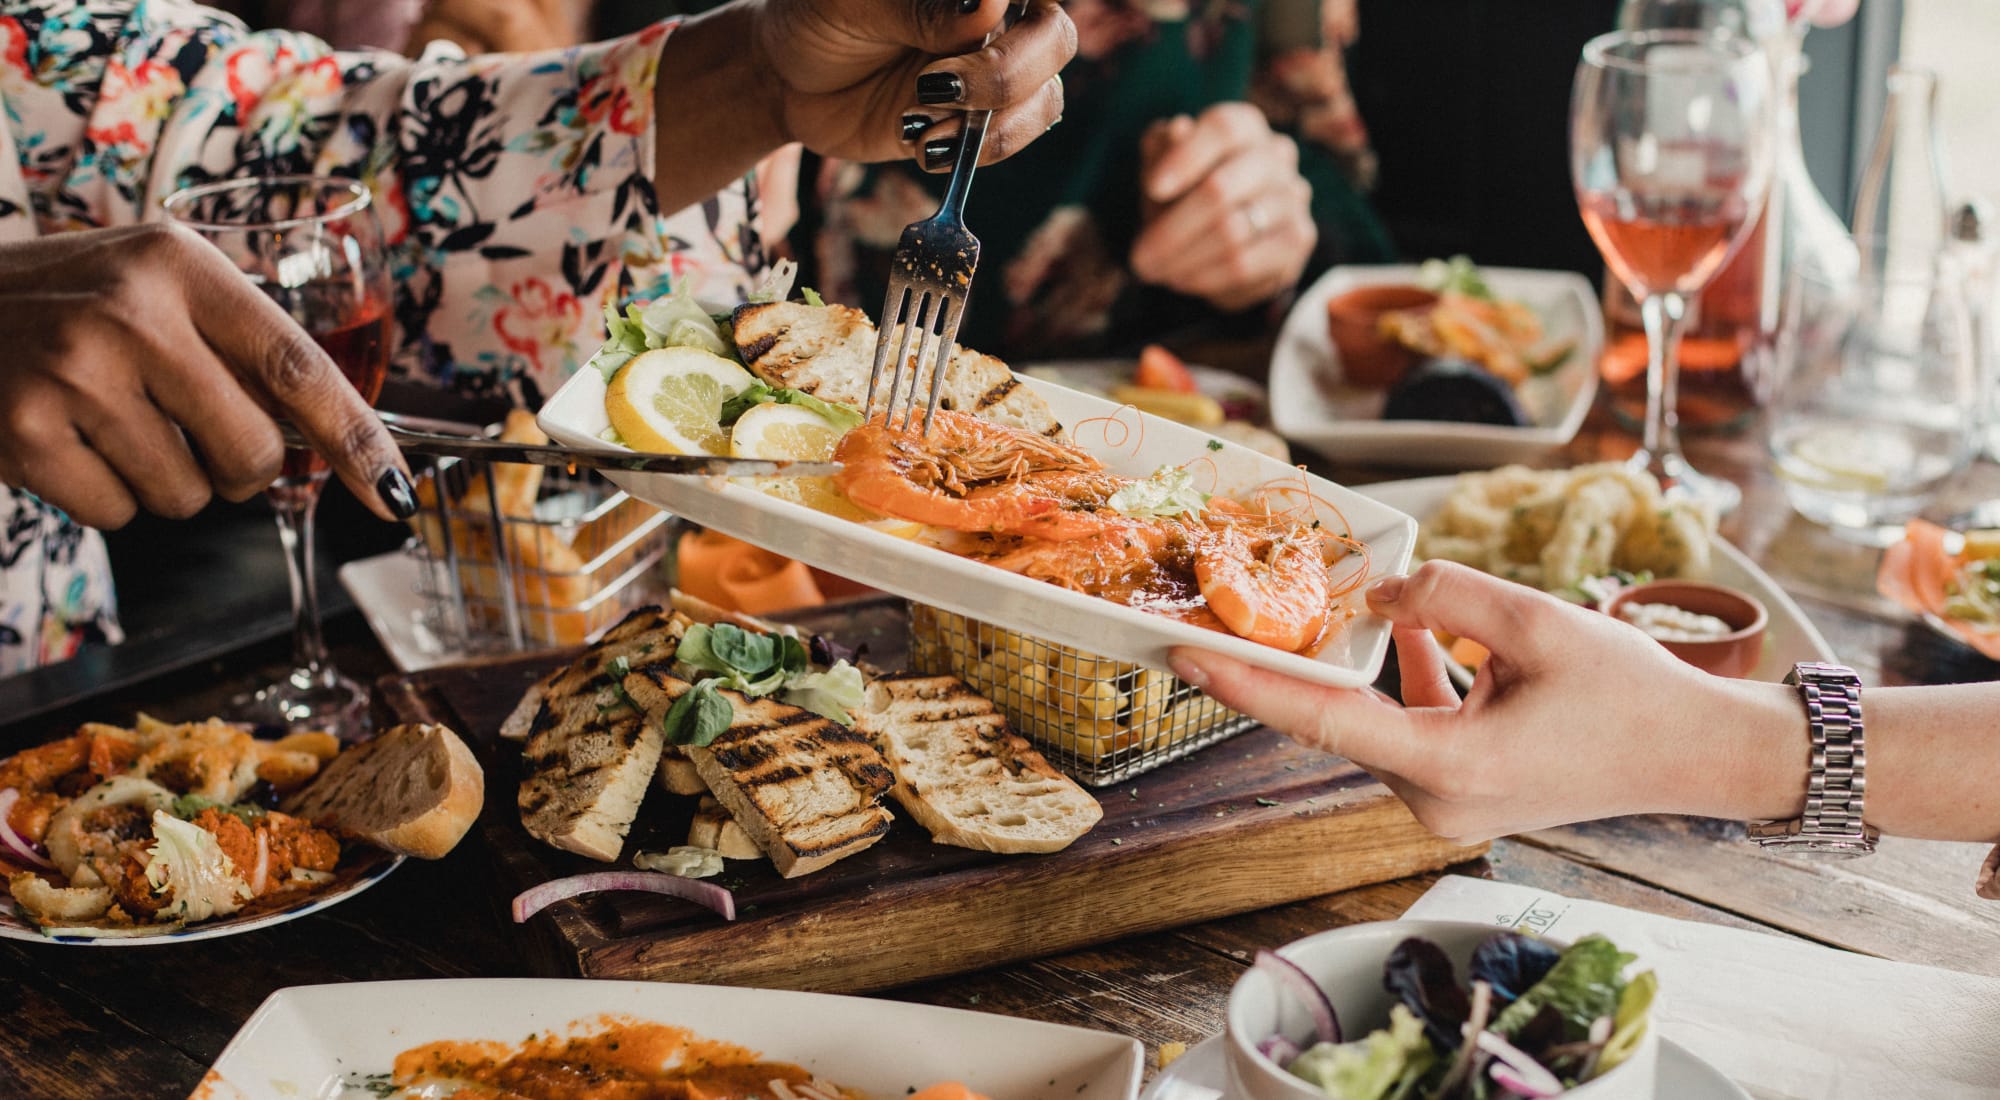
[{"x1": 278, "y1": 416, "x2": 841, "y2": 478}]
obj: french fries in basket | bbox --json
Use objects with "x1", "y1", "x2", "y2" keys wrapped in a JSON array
[{"x1": 908, "y1": 605, "x2": 1253, "y2": 782}]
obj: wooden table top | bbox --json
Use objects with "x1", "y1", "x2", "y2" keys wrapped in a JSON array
[{"x1": 4, "y1": 414, "x2": 1997, "y2": 1099}]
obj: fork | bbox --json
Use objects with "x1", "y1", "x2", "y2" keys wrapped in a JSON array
[{"x1": 865, "y1": 8, "x2": 1023, "y2": 435}]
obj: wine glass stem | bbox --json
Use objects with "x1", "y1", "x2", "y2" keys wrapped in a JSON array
[
  {"x1": 273, "y1": 491, "x2": 330, "y2": 683},
  {"x1": 1639, "y1": 291, "x2": 1690, "y2": 465}
]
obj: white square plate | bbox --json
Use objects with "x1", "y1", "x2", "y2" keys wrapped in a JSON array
[
  {"x1": 1269, "y1": 265, "x2": 1603, "y2": 470},
  {"x1": 197, "y1": 979, "x2": 1145, "y2": 1100},
  {"x1": 1359, "y1": 476, "x2": 1837, "y2": 682},
  {"x1": 538, "y1": 372, "x2": 1415, "y2": 688}
]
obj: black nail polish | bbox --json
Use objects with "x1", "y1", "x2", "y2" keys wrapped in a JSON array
[
  {"x1": 378, "y1": 467, "x2": 418, "y2": 520},
  {"x1": 901, "y1": 114, "x2": 934, "y2": 143},
  {"x1": 957, "y1": 0, "x2": 982, "y2": 12},
  {"x1": 923, "y1": 138, "x2": 958, "y2": 171},
  {"x1": 917, "y1": 72, "x2": 964, "y2": 106}
]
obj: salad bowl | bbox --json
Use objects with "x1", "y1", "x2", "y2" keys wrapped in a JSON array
[{"x1": 1224, "y1": 920, "x2": 1659, "y2": 1100}]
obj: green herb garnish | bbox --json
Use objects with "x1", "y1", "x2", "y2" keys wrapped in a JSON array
[{"x1": 663, "y1": 678, "x2": 735, "y2": 747}]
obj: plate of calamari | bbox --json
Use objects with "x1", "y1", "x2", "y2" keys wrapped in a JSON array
[
  {"x1": 1361, "y1": 466, "x2": 1836, "y2": 685},
  {"x1": 536, "y1": 270, "x2": 1416, "y2": 690},
  {"x1": 0, "y1": 718, "x2": 482, "y2": 944}
]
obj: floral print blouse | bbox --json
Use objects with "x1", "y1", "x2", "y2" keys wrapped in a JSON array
[{"x1": 0, "y1": 0, "x2": 762, "y2": 675}]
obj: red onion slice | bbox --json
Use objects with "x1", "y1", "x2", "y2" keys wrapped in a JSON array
[
  {"x1": 512, "y1": 871, "x2": 736, "y2": 923},
  {"x1": 1477, "y1": 1031, "x2": 1565, "y2": 1097},
  {"x1": 0, "y1": 789, "x2": 54, "y2": 870},
  {"x1": 1255, "y1": 1035, "x2": 1302, "y2": 1067},
  {"x1": 1254, "y1": 949, "x2": 1341, "y2": 1045}
]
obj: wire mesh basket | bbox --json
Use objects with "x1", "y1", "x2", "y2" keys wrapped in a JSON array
[
  {"x1": 908, "y1": 603, "x2": 1259, "y2": 785},
  {"x1": 403, "y1": 417, "x2": 671, "y2": 655}
]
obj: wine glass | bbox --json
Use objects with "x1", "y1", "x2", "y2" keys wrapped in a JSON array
[
  {"x1": 1571, "y1": 30, "x2": 1776, "y2": 515},
  {"x1": 162, "y1": 176, "x2": 393, "y2": 740}
]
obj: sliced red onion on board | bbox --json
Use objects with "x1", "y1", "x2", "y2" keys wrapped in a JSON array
[
  {"x1": 512, "y1": 871, "x2": 736, "y2": 923},
  {"x1": 1254, "y1": 949, "x2": 1341, "y2": 1045},
  {"x1": 0, "y1": 789, "x2": 55, "y2": 870},
  {"x1": 1478, "y1": 1031, "x2": 1565, "y2": 1097}
]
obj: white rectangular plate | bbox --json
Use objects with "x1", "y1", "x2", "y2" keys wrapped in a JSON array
[
  {"x1": 197, "y1": 979, "x2": 1145, "y2": 1100},
  {"x1": 1359, "y1": 476, "x2": 1837, "y2": 682},
  {"x1": 539, "y1": 372, "x2": 1416, "y2": 688},
  {"x1": 1269, "y1": 265, "x2": 1603, "y2": 470}
]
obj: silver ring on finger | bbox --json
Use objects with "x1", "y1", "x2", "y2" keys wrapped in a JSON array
[{"x1": 1240, "y1": 201, "x2": 1272, "y2": 238}]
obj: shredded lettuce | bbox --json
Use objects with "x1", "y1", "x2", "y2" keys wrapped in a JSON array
[
  {"x1": 142, "y1": 811, "x2": 252, "y2": 922},
  {"x1": 1490, "y1": 934, "x2": 1635, "y2": 1040},
  {"x1": 720, "y1": 382, "x2": 865, "y2": 431},
  {"x1": 1287, "y1": 1004, "x2": 1436, "y2": 1100},
  {"x1": 778, "y1": 661, "x2": 866, "y2": 725},
  {"x1": 1416, "y1": 255, "x2": 1493, "y2": 300},
  {"x1": 747, "y1": 257, "x2": 799, "y2": 304},
  {"x1": 1108, "y1": 465, "x2": 1211, "y2": 518},
  {"x1": 585, "y1": 303, "x2": 652, "y2": 380}
]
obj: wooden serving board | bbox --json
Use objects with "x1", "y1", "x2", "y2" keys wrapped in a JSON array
[{"x1": 378, "y1": 597, "x2": 1484, "y2": 993}]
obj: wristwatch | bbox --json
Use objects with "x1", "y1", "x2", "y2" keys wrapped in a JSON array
[{"x1": 1747, "y1": 661, "x2": 1880, "y2": 858}]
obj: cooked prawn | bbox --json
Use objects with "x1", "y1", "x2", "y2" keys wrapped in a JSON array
[
  {"x1": 1194, "y1": 525, "x2": 1333, "y2": 652},
  {"x1": 834, "y1": 411, "x2": 1115, "y2": 539}
]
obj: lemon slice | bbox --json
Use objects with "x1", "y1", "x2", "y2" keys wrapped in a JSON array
[
  {"x1": 1776, "y1": 424, "x2": 1898, "y2": 495},
  {"x1": 727, "y1": 403, "x2": 919, "y2": 535},
  {"x1": 729, "y1": 402, "x2": 844, "y2": 461},
  {"x1": 606, "y1": 347, "x2": 759, "y2": 455}
]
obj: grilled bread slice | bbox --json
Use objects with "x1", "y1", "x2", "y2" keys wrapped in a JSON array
[
  {"x1": 500, "y1": 605, "x2": 685, "y2": 741},
  {"x1": 688, "y1": 796, "x2": 762, "y2": 859},
  {"x1": 856, "y1": 673, "x2": 1101, "y2": 853},
  {"x1": 657, "y1": 745, "x2": 708, "y2": 796},
  {"x1": 283, "y1": 723, "x2": 483, "y2": 860},
  {"x1": 623, "y1": 667, "x2": 896, "y2": 878},
  {"x1": 731, "y1": 301, "x2": 1062, "y2": 438},
  {"x1": 518, "y1": 685, "x2": 664, "y2": 861},
  {"x1": 512, "y1": 607, "x2": 694, "y2": 860}
]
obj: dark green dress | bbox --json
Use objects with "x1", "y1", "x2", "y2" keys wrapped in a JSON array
[{"x1": 599, "y1": 0, "x2": 1394, "y2": 359}]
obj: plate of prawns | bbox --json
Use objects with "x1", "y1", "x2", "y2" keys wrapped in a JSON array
[{"x1": 540, "y1": 299, "x2": 1417, "y2": 689}]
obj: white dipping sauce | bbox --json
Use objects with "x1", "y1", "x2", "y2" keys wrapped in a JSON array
[{"x1": 1619, "y1": 601, "x2": 1734, "y2": 642}]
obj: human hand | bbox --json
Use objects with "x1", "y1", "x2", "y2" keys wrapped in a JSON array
[
  {"x1": 0, "y1": 225, "x2": 415, "y2": 529},
  {"x1": 1129, "y1": 103, "x2": 1316, "y2": 313},
  {"x1": 407, "y1": 0, "x2": 582, "y2": 55},
  {"x1": 1168, "y1": 561, "x2": 1804, "y2": 843},
  {"x1": 755, "y1": 0, "x2": 1074, "y2": 170}
]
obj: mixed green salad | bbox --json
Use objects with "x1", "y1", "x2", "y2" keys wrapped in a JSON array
[{"x1": 1256, "y1": 932, "x2": 1654, "y2": 1099}]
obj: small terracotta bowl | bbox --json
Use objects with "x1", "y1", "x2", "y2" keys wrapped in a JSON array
[
  {"x1": 1603, "y1": 579, "x2": 1769, "y2": 678},
  {"x1": 1324, "y1": 285, "x2": 1438, "y2": 389}
]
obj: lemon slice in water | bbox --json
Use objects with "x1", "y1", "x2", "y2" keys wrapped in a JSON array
[{"x1": 606, "y1": 347, "x2": 758, "y2": 455}]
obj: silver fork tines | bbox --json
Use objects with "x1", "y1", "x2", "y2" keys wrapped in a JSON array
[{"x1": 864, "y1": 9, "x2": 1018, "y2": 435}]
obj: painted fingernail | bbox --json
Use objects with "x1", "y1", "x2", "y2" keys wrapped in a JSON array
[
  {"x1": 957, "y1": 0, "x2": 982, "y2": 12},
  {"x1": 1368, "y1": 575, "x2": 1406, "y2": 604},
  {"x1": 1169, "y1": 654, "x2": 1210, "y2": 690},
  {"x1": 923, "y1": 138, "x2": 958, "y2": 170},
  {"x1": 378, "y1": 467, "x2": 418, "y2": 519},
  {"x1": 917, "y1": 72, "x2": 964, "y2": 106},
  {"x1": 901, "y1": 114, "x2": 935, "y2": 143}
]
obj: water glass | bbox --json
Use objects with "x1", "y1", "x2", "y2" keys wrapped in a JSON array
[{"x1": 1769, "y1": 247, "x2": 1979, "y2": 543}]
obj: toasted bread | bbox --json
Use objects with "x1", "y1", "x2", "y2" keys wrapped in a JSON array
[
  {"x1": 688, "y1": 795, "x2": 762, "y2": 859},
  {"x1": 731, "y1": 301, "x2": 1063, "y2": 438},
  {"x1": 282, "y1": 724, "x2": 484, "y2": 860},
  {"x1": 499, "y1": 606, "x2": 685, "y2": 742},
  {"x1": 657, "y1": 745, "x2": 708, "y2": 796},
  {"x1": 856, "y1": 673, "x2": 1101, "y2": 853},
  {"x1": 518, "y1": 687, "x2": 664, "y2": 862},
  {"x1": 622, "y1": 667, "x2": 895, "y2": 878}
]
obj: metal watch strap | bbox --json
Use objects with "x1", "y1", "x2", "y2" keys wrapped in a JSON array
[{"x1": 1749, "y1": 661, "x2": 1877, "y2": 856}]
